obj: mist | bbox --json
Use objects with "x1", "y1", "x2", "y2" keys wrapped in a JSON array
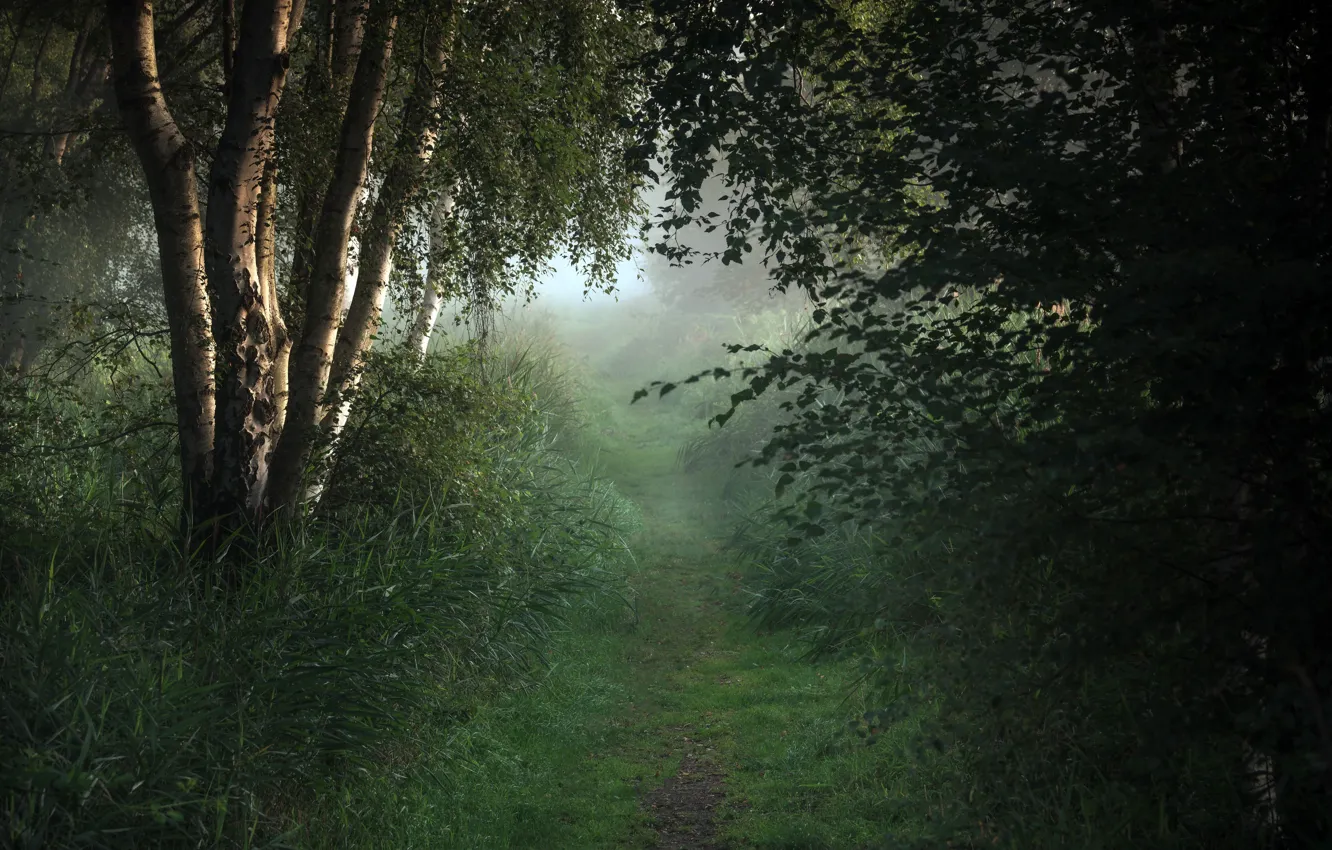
[{"x1": 4, "y1": 0, "x2": 1329, "y2": 847}]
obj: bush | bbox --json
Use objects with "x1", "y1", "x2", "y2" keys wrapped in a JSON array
[{"x1": 667, "y1": 284, "x2": 1278, "y2": 847}]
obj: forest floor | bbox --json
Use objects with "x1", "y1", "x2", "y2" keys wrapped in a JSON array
[{"x1": 427, "y1": 369, "x2": 912, "y2": 849}]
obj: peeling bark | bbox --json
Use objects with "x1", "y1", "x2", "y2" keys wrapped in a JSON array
[
  {"x1": 256, "y1": 158, "x2": 291, "y2": 436},
  {"x1": 106, "y1": 0, "x2": 215, "y2": 523},
  {"x1": 266, "y1": 1, "x2": 396, "y2": 512},
  {"x1": 205, "y1": 0, "x2": 299, "y2": 521}
]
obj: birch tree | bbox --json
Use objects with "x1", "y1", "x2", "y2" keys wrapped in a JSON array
[
  {"x1": 106, "y1": 0, "x2": 222, "y2": 523},
  {"x1": 87, "y1": 0, "x2": 645, "y2": 531},
  {"x1": 262, "y1": 1, "x2": 396, "y2": 511}
]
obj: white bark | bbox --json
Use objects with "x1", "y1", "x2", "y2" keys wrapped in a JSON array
[
  {"x1": 406, "y1": 188, "x2": 456, "y2": 360},
  {"x1": 265, "y1": 2, "x2": 396, "y2": 512}
]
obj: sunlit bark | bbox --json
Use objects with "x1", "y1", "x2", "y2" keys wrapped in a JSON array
[
  {"x1": 330, "y1": 0, "x2": 369, "y2": 85},
  {"x1": 205, "y1": 0, "x2": 300, "y2": 520},
  {"x1": 256, "y1": 159, "x2": 291, "y2": 436},
  {"x1": 266, "y1": 1, "x2": 396, "y2": 512},
  {"x1": 106, "y1": 0, "x2": 216, "y2": 522},
  {"x1": 285, "y1": 0, "x2": 358, "y2": 344},
  {"x1": 322, "y1": 12, "x2": 454, "y2": 439}
]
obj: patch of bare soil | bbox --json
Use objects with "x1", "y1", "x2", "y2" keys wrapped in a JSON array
[{"x1": 641, "y1": 749, "x2": 728, "y2": 849}]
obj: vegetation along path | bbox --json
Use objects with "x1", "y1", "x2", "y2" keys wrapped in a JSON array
[{"x1": 430, "y1": 372, "x2": 910, "y2": 849}]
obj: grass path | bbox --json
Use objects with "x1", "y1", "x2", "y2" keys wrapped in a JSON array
[{"x1": 425, "y1": 386, "x2": 911, "y2": 849}]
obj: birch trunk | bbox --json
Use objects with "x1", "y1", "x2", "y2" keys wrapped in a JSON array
[
  {"x1": 0, "y1": 274, "x2": 31, "y2": 374},
  {"x1": 405, "y1": 187, "x2": 456, "y2": 360},
  {"x1": 266, "y1": 3, "x2": 396, "y2": 512},
  {"x1": 205, "y1": 0, "x2": 299, "y2": 521},
  {"x1": 330, "y1": 0, "x2": 369, "y2": 84},
  {"x1": 256, "y1": 158, "x2": 291, "y2": 435},
  {"x1": 221, "y1": 0, "x2": 236, "y2": 82},
  {"x1": 106, "y1": 0, "x2": 216, "y2": 522},
  {"x1": 27, "y1": 19, "x2": 53, "y2": 116},
  {"x1": 47, "y1": 54, "x2": 108, "y2": 165},
  {"x1": 45, "y1": 8, "x2": 99, "y2": 163},
  {"x1": 409, "y1": 281, "x2": 444, "y2": 361},
  {"x1": 284, "y1": 0, "x2": 360, "y2": 342},
  {"x1": 320, "y1": 18, "x2": 453, "y2": 440}
]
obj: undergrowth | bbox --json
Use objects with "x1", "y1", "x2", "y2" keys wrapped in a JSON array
[
  {"x1": 0, "y1": 333, "x2": 637, "y2": 849},
  {"x1": 627, "y1": 291, "x2": 1262, "y2": 849},
  {"x1": 711, "y1": 298, "x2": 1266, "y2": 849}
]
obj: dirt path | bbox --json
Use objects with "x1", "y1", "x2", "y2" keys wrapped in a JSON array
[
  {"x1": 432, "y1": 380, "x2": 900, "y2": 848},
  {"x1": 641, "y1": 746, "x2": 728, "y2": 848},
  {"x1": 585, "y1": 396, "x2": 755, "y2": 848}
]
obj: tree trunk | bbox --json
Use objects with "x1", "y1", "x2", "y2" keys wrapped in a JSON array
[
  {"x1": 0, "y1": 278, "x2": 30, "y2": 375},
  {"x1": 266, "y1": 2, "x2": 396, "y2": 513},
  {"x1": 256, "y1": 158, "x2": 292, "y2": 435},
  {"x1": 405, "y1": 189, "x2": 455, "y2": 360},
  {"x1": 221, "y1": 0, "x2": 236, "y2": 82},
  {"x1": 321, "y1": 15, "x2": 453, "y2": 438},
  {"x1": 284, "y1": 0, "x2": 354, "y2": 341},
  {"x1": 204, "y1": 0, "x2": 298, "y2": 523},
  {"x1": 408, "y1": 279, "x2": 444, "y2": 361},
  {"x1": 69, "y1": 9, "x2": 96, "y2": 84},
  {"x1": 330, "y1": 0, "x2": 369, "y2": 85},
  {"x1": 106, "y1": 0, "x2": 216, "y2": 524},
  {"x1": 47, "y1": 51, "x2": 108, "y2": 165},
  {"x1": 26, "y1": 17, "x2": 53, "y2": 115}
]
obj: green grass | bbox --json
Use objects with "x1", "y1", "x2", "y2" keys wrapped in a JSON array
[
  {"x1": 0, "y1": 302, "x2": 942, "y2": 848},
  {"x1": 0, "y1": 337, "x2": 645, "y2": 850},
  {"x1": 348, "y1": 338, "x2": 935, "y2": 849},
  {"x1": 313, "y1": 302, "x2": 1259, "y2": 850}
]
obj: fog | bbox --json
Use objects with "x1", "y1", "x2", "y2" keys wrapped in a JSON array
[
  {"x1": 532, "y1": 252, "x2": 651, "y2": 304},
  {"x1": 469, "y1": 168, "x2": 812, "y2": 400}
]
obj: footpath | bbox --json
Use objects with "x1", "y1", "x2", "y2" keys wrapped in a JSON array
[{"x1": 437, "y1": 388, "x2": 899, "y2": 849}]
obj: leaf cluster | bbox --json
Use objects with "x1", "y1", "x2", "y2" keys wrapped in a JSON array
[{"x1": 638, "y1": 0, "x2": 1332, "y2": 844}]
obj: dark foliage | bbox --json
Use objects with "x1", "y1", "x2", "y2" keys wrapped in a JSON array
[{"x1": 637, "y1": 0, "x2": 1332, "y2": 845}]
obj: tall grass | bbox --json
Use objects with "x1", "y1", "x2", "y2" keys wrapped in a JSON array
[{"x1": 0, "y1": 335, "x2": 637, "y2": 848}]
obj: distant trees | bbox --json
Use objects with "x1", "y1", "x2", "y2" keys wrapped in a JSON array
[
  {"x1": 1, "y1": 0, "x2": 643, "y2": 535},
  {"x1": 641, "y1": 0, "x2": 1332, "y2": 844},
  {"x1": 0, "y1": 2, "x2": 128, "y2": 377}
]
